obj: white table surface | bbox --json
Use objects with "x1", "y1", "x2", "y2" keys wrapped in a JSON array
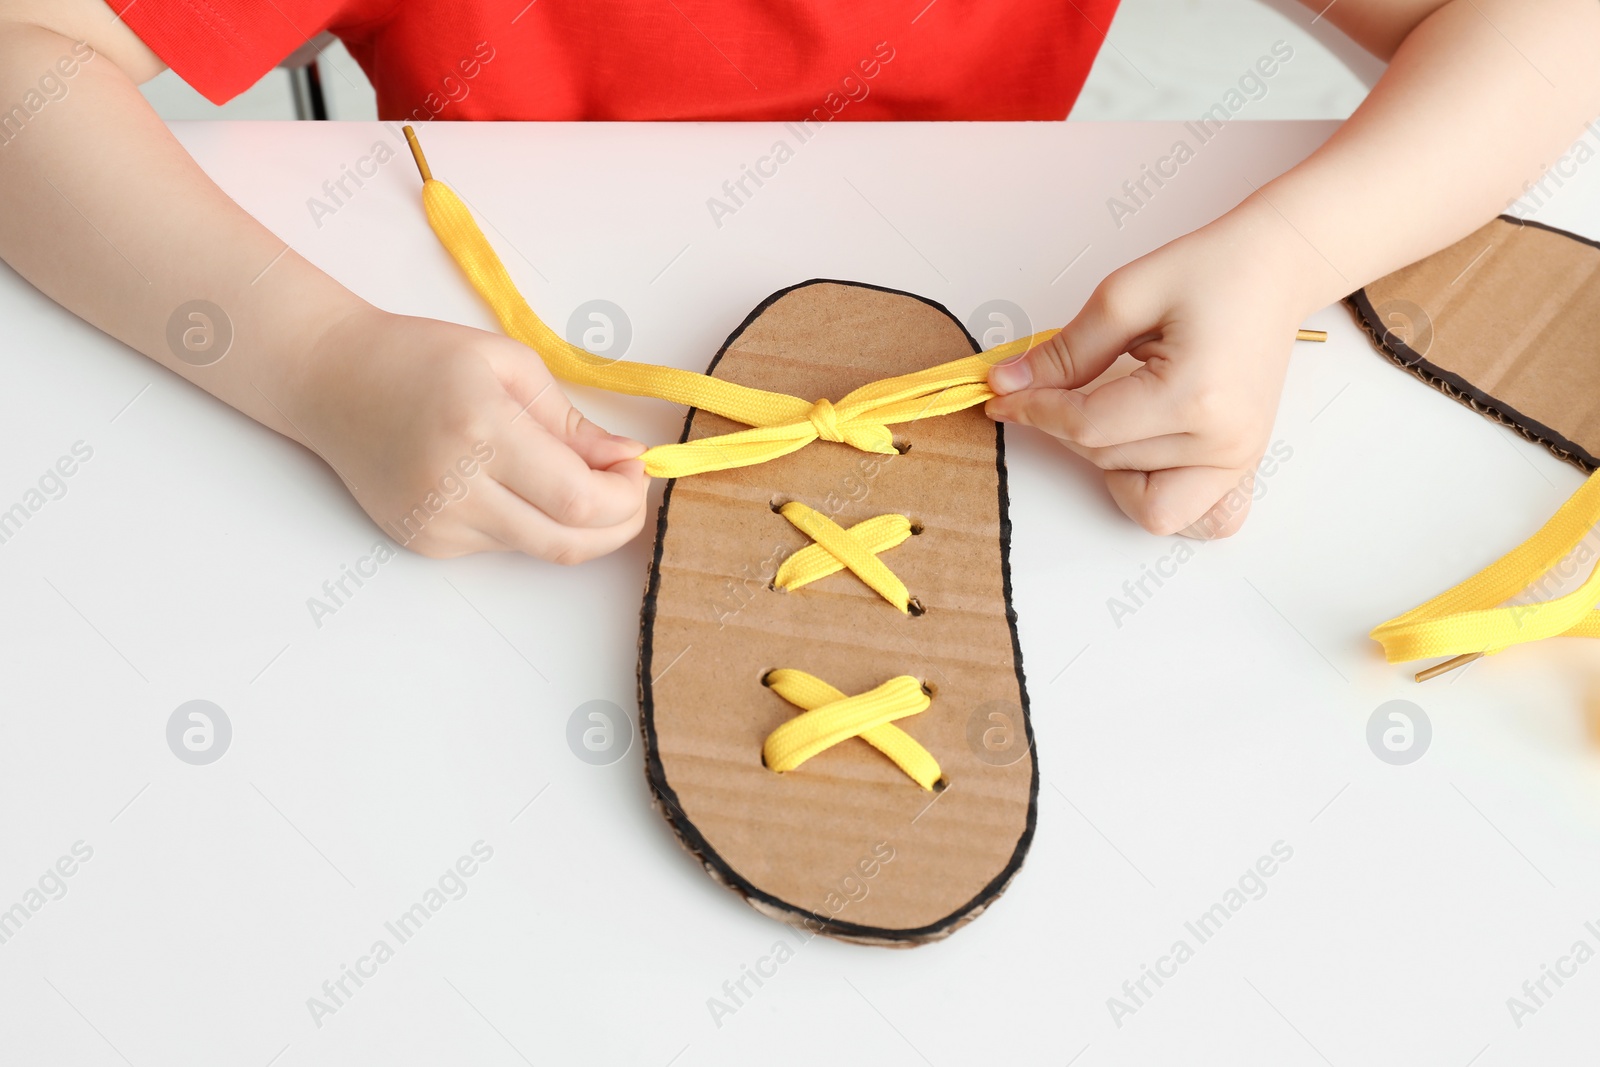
[{"x1": 3, "y1": 119, "x2": 1599, "y2": 1066}]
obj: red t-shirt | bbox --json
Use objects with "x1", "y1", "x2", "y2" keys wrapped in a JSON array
[{"x1": 106, "y1": 0, "x2": 1119, "y2": 121}]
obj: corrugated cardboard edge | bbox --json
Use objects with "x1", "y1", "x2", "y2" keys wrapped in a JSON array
[
  {"x1": 635, "y1": 279, "x2": 1039, "y2": 947},
  {"x1": 1345, "y1": 215, "x2": 1600, "y2": 475}
]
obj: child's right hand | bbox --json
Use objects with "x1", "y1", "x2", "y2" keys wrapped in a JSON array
[
  {"x1": 286, "y1": 307, "x2": 650, "y2": 562},
  {"x1": 0, "y1": 9, "x2": 649, "y2": 566}
]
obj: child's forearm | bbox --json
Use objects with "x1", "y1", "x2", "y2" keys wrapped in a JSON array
[
  {"x1": 1219, "y1": 0, "x2": 1600, "y2": 314},
  {"x1": 0, "y1": 16, "x2": 368, "y2": 447}
]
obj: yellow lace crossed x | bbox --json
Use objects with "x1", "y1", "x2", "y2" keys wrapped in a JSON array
[
  {"x1": 759, "y1": 505, "x2": 939, "y2": 784},
  {"x1": 772, "y1": 502, "x2": 917, "y2": 613},
  {"x1": 762, "y1": 670, "x2": 943, "y2": 790}
]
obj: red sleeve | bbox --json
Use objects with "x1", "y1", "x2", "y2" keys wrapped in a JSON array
[{"x1": 104, "y1": 0, "x2": 355, "y2": 104}]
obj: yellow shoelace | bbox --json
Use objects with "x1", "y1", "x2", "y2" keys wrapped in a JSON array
[
  {"x1": 406, "y1": 130, "x2": 1055, "y2": 480},
  {"x1": 404, "y1": 127, "x2": 978, "y2": 788},
  {"x1": 1372, "y1": 470, "x2": 1600, "y2": 678},
  {"x1": 772, "y1": 501, "x2": 918, "y2": 613},
  {"x1": 762, "y1": 670, "x2": 943, "y2": 791}
]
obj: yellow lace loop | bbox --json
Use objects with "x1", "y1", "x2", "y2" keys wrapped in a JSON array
[
  {"x1": 407, "y1": 137, "x2": 1057, "y2": 480},
  {"x1": 1372, "y1": 470, "x2": 1600, "y2": 667},
  {"x1": 773, "y1": 502, "x2": 913, "y2": 612},
  {"x1": 762, "y1": 670, "x2": 942, "y2": 790}
]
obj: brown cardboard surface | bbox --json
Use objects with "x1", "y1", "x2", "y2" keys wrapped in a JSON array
[
  {"x1": 638, "y1": 280, "x2": 1036, "y2": 946},
  {"x1": 1349, "y1": 216, "x2": 1600, "y2": 472}
]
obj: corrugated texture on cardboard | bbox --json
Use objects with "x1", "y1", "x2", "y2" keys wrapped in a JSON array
[
  {"x1": 1350, "y1": 216, "x2": 1600, "y2": 472},
  {"x1": 638, "y1": 281, "x2": 1036, "y2": 944}
]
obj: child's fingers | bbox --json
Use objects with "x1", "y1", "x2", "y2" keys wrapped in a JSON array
[
  {"x1": 1051, "y1": 432, "x2": 1202, "y2": 472},
  {"x1": 1179, "y1": 487, "x2": 1255, "y2": 540},
  {"x1": 988, "y1": 274, "x2": 1159, "y2": 395},
  {"x1": 986, "y1": 371, "x2": 1180, "y2": 447},
  {"x1": 987, "y1": 332, "x2": 1111, "y2": 395},
  {"x1": 1071, "y1": 371, "x2": 1190, "y2": 442},
  {"x1": 471, "y1": 480, "x2": 647, "y2": 565},
  {"x1": 392, "y1": 522, "x2": 509, "y2": 560},
  {"x1": 487, "y1": 334, "x2": 563, "y2": 408},
  {"x1": 487, "y1": 416, "x2": 647, "y2": 529},
  {"x1": 498, "y1": 362, "x2": 647, "y2": 471},
  {"x1": 555, "y1": 405, "x2": 647, "y2": 471},
  {"x1": 1103, "y1": 465, "x2": 1254, "y2": 539}
]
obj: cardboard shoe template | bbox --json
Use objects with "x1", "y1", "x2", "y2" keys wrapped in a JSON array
[
  {"x1": 639, "y1": 280, "x2": 1038, "y2": 946},
  {"x1": 1353, "y1": 214, "x2": 1600, "y2": 677},
  {"x1": 1350, "y1": 215, "x2": 1600, "y2": 473}
]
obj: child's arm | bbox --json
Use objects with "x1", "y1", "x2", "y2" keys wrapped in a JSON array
[
  {"x1": 0, "y1": 0, "x2": 647, "y2": 561},
  {"x1": 988, "y1": 0, "x2": 1600, "y2": 538}
]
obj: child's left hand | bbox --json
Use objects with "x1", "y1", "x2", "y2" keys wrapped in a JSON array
[{"x1": 985, "y1": 206, "x2": 1316, "y2": 539}]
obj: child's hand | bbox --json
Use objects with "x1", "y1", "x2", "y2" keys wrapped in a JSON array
[
  {"x1": 287, "y1": 308, "x2": 649, "y2": 562},
  {"x1": 985, "y1": 214, "x2": 1311, "y2": 539}
]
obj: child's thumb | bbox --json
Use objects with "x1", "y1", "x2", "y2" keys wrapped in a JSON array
[
  {"x1": 988, "y1": 277, "x2": 1154, "y2": 395},
  {"x1": 558, "y1": 406, "x2": 647, "y2": 472}
]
